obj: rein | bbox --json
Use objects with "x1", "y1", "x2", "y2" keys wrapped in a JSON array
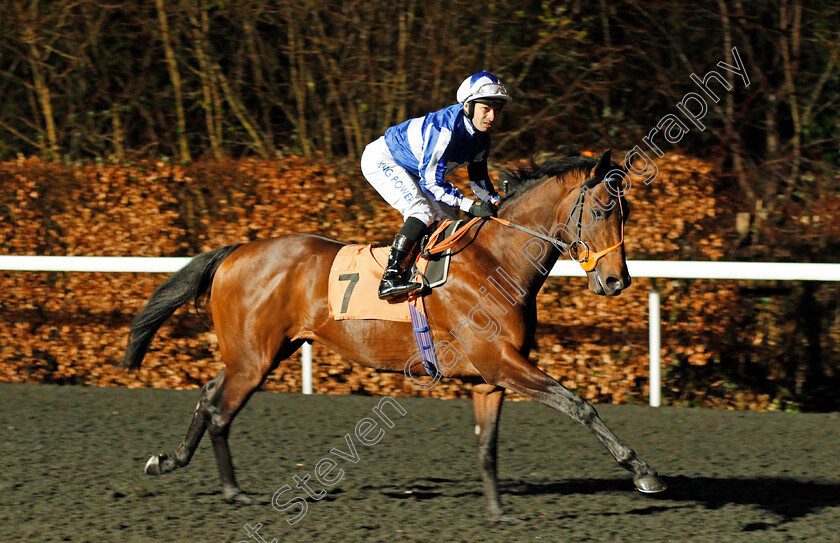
[
  {"x1": 421, "y1": 216, "x2": 569, "y2": 258},
  {"x1": 422, "y1": 176, "x2": 624, "y2": 273}
]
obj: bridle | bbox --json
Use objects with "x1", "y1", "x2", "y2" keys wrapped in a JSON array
[
  {"x1": 421, "y1": 172, "x2": 626, "y2": 273},
  {"x1": 566, "y1": 173, "x2": 626, "y2": 272},
  {"x1": 490, "y1": 172, "x2": 625, "y2": 272}
]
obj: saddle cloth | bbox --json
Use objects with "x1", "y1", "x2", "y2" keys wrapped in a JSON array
[
  {"x1": 329, "y1": 245, "x2": 416, "y2": 322},
  {"x1": 327, "y1": 220, "x2": 462, "y2": 322},
  {"x1": 328, "y1": 223, "x2": 457, "y2": 322}
]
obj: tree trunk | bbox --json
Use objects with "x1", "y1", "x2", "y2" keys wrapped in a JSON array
[
  {"x1": 600, "y1": 0, "x2": 612, "y2": 116},
  {"x1": 23, "y1": 19, "x2": 59, "y2": 159},
  {"x1": 284, "y1": 4, "x2": 312, "y2": 155},
  {"x1": 214, "y1": 63, "x2": 268, "y2": 157},
  {"x1": 188, "y1": 1, "x2": 223, "y2": 159},
  {"x1": 111, "y1": 109, "x2": 125, "y2": 161},
  {"x1": 718, "y1": 0, "x2": 752, "y2": 204},
  {"x1": 242, "y1": 7, "x2": 275, "y2": 155},
  {"x1": 779, "y1": 0, "x2": 802, "y2": 197},
  {"x1": 155, "y1": 0, "x2": 191, "y2": 162},
  {"x1": 396, "y1": 4, "x2": 414, "y2": 124},
  {"x1": 310, "y1": 9, "x2": 360, "y2": 157}
]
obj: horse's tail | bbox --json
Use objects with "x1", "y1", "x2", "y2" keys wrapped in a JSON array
[{"x1": 123, "y1": 243, "x2": 244, "y2": 370}]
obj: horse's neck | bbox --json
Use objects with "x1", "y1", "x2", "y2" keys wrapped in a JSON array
[{"x1": 480, "y1": 178, "x2": 574, "y2": 302}]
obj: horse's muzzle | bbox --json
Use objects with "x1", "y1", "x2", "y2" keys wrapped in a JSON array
[{"x1": 591, "y1": 270, "x2": 630, "y2": 296}]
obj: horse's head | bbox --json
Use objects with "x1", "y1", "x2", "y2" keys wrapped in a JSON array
[
  {"x1": 568, "y1": 150, "x2": 631, "y2": 296},
  {"x1": 499, "y1": 150, "x2": 631, "y2": 296}
]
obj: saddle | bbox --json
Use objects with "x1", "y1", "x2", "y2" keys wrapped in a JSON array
[
  {"x1": 327, "y1": 220, "x2": 466, "y2": 322},
  {"x1": 415, "y1": 219, "x2": 464, "y2": 289}
]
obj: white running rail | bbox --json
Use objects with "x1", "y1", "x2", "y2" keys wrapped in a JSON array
[{"x1": 3, "y1": 256, "x2": 840, "y2": 403}]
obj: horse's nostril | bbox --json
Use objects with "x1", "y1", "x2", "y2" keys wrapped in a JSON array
[{"x1": 606, "y1": 276, "x2": 623, "y2": 291}]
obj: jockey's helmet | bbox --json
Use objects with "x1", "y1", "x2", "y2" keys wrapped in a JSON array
[{"x1": 457, "y1": 72, "x2": 513, "y2": 111}]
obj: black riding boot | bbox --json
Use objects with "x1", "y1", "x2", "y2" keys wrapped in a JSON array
[{"x1": 378, "y1": 218, "x2": 426, "y2": 301}]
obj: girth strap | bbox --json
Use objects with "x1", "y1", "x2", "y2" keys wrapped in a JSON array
[{"x1": 409, "y1": 304, "x2": 440, "y2": 377}]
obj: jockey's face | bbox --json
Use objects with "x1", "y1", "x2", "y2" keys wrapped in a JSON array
[{"x1": 469, "y1": 102, "x2": 503, "y2": 132}]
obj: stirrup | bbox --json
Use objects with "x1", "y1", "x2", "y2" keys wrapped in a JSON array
[{"x1": 378, "y1": 278, "x2": 423, "y2": 301}]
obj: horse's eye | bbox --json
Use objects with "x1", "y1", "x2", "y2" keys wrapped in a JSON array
[{"x1": 592, "y1": 210, "x2": 605, "y2": 220}]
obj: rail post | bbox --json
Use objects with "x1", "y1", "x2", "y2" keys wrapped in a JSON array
[
  {"x1": 301, "y1": 341, "x2": 313, "y2": 395},
  {"x1": 648, "y1": 285, "x2": 661, "y2": 407}
]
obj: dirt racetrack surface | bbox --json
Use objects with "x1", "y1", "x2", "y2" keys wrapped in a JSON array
[{"x1": 1, "y1": 383, "x2": 839, "y2": 543}]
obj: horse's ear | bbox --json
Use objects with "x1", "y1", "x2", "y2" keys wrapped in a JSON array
[{"x1": 594, "y1": 149, "x2": 612, "y2": 178}]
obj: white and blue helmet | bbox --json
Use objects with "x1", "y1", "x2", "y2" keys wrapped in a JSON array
[{"x1": 456, "y1": 71, "x2": 513, "y2": 107}]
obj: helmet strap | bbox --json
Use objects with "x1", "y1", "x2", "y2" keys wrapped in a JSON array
[{"x1": 464, "y1": 101, "x2": 476, "y2": 121}]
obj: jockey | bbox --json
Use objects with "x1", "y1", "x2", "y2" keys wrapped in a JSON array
[{"x1": 361, "y1": 71, "x2": 513, "y2": 301}]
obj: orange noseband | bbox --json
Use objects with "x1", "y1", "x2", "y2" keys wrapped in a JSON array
[{"x1": 575, "y1": 190, "x2": 625, "y2": 273}]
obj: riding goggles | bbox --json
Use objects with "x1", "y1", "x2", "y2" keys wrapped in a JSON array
[{"x1": 468, "y1": 83, "x2": 512, "y2": 105}]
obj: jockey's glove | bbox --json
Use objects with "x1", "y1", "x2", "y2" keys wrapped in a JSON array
[{"x1": 468, "y1": 200, "x2": 498, "y2": 218}]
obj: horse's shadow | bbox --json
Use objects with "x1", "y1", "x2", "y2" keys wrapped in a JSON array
[{"x1": 377, "y1": 475, "x2": 840, "y2": 523}]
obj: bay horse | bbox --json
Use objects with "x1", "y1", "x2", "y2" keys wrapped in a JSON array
[{"x1": 124, "y1": 150, "x2": 666, "y2": 520}]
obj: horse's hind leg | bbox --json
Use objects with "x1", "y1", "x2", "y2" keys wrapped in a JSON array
[
  {"x1": 144, "y1": 371, "x2": 225, "y2": 476},
  {"x1": 207, "y1": 339, "x2": 305, "y2": 505},
  {"x1": 472, "y1": 383, "x2": 509, "y2": 522}
]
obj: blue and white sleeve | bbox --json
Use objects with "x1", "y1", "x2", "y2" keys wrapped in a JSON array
[
  {"x1": 467, "y1": 160, "x2": 500, "y2": 204},
  {"x1": 420, "y1": 127, "x2": 472, "y2": 211}
]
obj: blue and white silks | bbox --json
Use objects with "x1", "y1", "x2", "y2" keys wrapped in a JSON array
[{"x1": 383, "y1": 104, "x2": 499, "y2": 211}]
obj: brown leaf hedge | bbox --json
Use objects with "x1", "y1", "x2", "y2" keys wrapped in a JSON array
[{"x1": 1, "y1": 155, "x2": 835, "y2": 410}]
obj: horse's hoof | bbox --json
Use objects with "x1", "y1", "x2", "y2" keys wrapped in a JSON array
[
  {"x1": 223, "y1": 488, "x2": 253, "y2": 505},
  {"x1": 144, "y1": 454, "x2": 166, "y2": 476},
  {"x1": 634, "y1": 473, "x2": 667, "y2": 493}
]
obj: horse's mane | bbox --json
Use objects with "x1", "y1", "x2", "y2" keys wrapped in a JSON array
[{"x1": 500, "y1": 154, "x2": 598, "y2": 206}]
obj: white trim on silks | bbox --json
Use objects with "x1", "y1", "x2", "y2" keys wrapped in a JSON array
[
  {"x1": 406, "y1": 118, "x2": 424, "y2": 163},
  {"x1": 422, "y1": 127, "x2": 457, "y2": 207},
  {"x1": 468, "y1": 180, "x2": 493, "y2": 202},
  {"x1": 464, "y1": 115, "x2": 476, "y2": 135}
]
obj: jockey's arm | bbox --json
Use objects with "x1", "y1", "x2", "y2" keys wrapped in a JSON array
[
  {"x1": 467, "y1": 160, "x2": 501, "y2": 205},
  {"x1": 420, "y1": 146, "x2": 475, "y2": 213},
  {"x1": 420, "y1": 158, "x2": 474, "y2": 211}
]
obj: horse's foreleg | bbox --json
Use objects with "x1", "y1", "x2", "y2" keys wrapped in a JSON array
[
  {"x1": 472, "y1": 383, "x2": 507, "y2": 521},
  {"x1": 144, "y1": 371, "x2": 225, "y2": 477},
  {"x1": 491, "y1": 345, "x2": 666, "y2": 493}
]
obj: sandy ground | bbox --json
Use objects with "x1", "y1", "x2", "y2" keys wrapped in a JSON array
[{"x1": 1, "y1": 383, "x2": 839, "y2": 542}]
